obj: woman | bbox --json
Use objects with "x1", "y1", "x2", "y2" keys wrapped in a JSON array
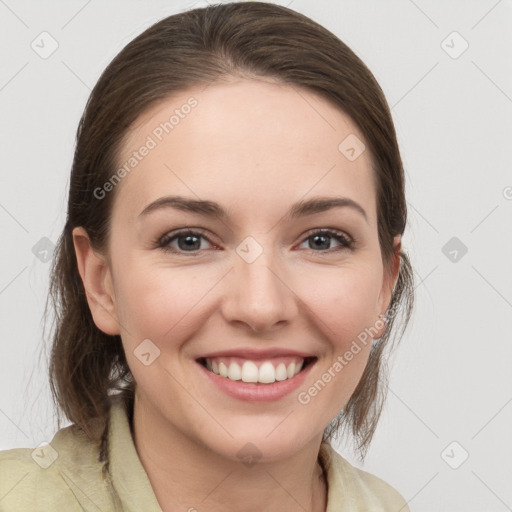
[{"x1": 0, "y1": 2, "x2": 414, "y2": 510}]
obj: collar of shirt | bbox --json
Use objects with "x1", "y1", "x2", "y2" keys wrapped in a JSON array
[{"x1": 108, "y1": 395, "x2": 162, "y2": 511}]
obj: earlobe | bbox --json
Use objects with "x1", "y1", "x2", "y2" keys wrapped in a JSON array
[{"x1": 72, "y1": 226, "x2": 120, "y2": 336}]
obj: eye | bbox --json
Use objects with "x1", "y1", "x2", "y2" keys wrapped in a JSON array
[
  {"x1": 156, "y1": 228, "x2": 355, "y2": 255},
  {"x1": 297, "y1": 229, "x2": 354, "y2": 253},
  {"x1": 157, "y1": 229, "x2": 216, "y2": 254}
]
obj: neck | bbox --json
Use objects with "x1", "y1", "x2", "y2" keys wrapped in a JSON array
[{"x1": 131, "y1": 392, "x2": 327, "y2": 512}]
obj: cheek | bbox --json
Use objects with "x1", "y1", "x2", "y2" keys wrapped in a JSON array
[
  {"x1": 298, "y1": 263, "x2": 383, "y2": 349},
  {"x1": 295, "y1": 268, "x2": 379, "y2": 418},
  {"x1": 293, "y1": 265, "x2": 382, "y2": 411},
  {"x1": 113, "y1": 259, "x2": 217, "y2": 343}
]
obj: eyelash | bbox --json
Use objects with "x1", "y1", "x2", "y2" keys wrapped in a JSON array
[{"x1": 156, "y1": 228, "x2": 356, "y2": 256}]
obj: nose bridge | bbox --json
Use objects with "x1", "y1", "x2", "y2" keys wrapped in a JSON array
[{"x1": 222, "y1": 237, "x2": 296, "y2": 332}]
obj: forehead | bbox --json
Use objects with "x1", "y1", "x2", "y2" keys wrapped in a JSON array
[{"x1": 112, "y1": 78, "x2": 376, "y2": 225}]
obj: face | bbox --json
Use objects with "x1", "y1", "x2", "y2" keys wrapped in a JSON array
[{"x1": 75, "y1": 77, "x2": 400, "y2": 463}]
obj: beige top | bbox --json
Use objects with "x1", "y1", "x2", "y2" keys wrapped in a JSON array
[{"x1": 0, "y1": 395, "x2": 409, "y2": 511}]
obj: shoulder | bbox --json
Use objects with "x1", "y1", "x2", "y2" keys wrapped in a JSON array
[
  {"x1": 320, "y1": 442, "x2": 410, "y2": 511},
  {"x1": 0, "y1": 422, "x2": 116, "y2": 512}
]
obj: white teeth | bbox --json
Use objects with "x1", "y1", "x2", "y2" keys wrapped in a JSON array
[
  {"x1": 218, "y1": 362, "x2": 228, "y2": 377},
  {"x1": 228, "y1": 362, "x2": 242, "y2": 380},
  {"x1": 275, "y1": 363, "x2": 288, "y2": 381},
  {"x1": 204, "y1": 357, "x2": 309, "y2": 384},
  {"x1": 258, "y1": 362, "x2": 276, "y2": 383},
  {"x1": 241, "y1": 361, "x2": 259, "y2": 383}
]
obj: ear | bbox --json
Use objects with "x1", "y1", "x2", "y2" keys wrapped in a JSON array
[
  {"x1": 373, "y1": 235, "x2": 402, "y2": 339},
  {"x1": 72, "y1": 226, "x2": 120, "y2": 335}
]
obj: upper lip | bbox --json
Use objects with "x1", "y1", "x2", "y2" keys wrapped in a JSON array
[{"x1": 197, "y1": 348, "x2": 316, "y2": 360}]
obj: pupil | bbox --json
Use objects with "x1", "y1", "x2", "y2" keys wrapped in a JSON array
[
  {"x1": 179, "y1": 235, "x2": 200, "y2": 251},
  {"x1": 312, "y1": 234, "x2": 329, "y2": 250}
]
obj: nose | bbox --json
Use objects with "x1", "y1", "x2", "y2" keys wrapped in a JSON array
[{"x1": 220, "y1": 246, "x2": 298, "y2": 334}]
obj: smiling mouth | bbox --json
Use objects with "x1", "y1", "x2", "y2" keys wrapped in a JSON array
[{"x1": 197, "y1": 356, "x2": 317, "y2": 384}]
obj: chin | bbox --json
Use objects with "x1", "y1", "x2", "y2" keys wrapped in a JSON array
[{"x1": 202, "y1": 421, "x2": 320, "y2": 465}]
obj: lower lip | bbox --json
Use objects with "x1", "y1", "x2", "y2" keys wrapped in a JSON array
[{"x1": 197, "y1": 360, "x2": 315, "y2": 402}]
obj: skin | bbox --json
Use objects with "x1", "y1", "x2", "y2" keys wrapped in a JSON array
[{"x1": 73, "y1": 77, "x2": 401, "y2": 512}]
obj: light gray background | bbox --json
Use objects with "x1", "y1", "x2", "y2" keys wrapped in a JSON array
[{"x1": 1, "y1": 1, "x2": 511, "y2": 510}]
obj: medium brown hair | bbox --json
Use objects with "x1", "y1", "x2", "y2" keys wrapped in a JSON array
[{"x1": 44, "y1": 1, "x2": 414, "y2": 465}]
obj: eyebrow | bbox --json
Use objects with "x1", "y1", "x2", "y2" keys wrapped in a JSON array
[{"x1": 138, "y1": 195, "x2": 368, "y2": 223}]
